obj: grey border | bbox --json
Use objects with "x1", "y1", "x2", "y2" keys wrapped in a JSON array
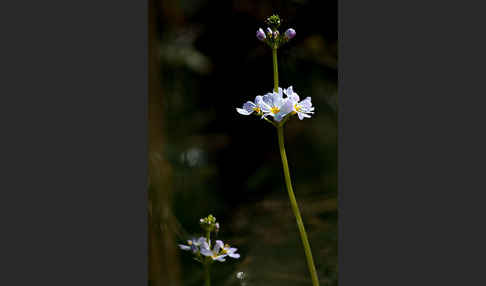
[
  {"x1": 340, "y1": 0, "x2": 486, "y2": 285},
  {"x1": 0, "y1": 0, "x2": 147, "y2": 285}
]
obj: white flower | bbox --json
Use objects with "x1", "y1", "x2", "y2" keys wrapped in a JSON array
[
  {"x1": 236, "y1": 95, "x2": 263, "y2": 116},
  {"x1": 200, "y1": 239, "x2": 240, "y2": 262},
  {"x1": 178, "y1": 237, "x2": 207, "y2": 254},
  {"x1": 260, "y1": 88, "x2": 294, "y2": 121},
  {"x1": 283, "y1": 86, "x2": 315, "y2": 120},
  {"x1": 215, "y1": 240, "x2": 240, "y2": 258},
  {"x1": 236, "y1": 86, "x2": 314, "y2": 122},
  {"x1": 200, "y1": 240, "x2": 228, "y2": 262}
]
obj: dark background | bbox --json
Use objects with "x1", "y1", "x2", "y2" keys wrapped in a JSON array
[{"x1": 149, "y1": 0, "x2": 337, "y2": 285}]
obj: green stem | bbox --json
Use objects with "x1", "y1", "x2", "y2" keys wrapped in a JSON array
[
  {"x1": 204, "y1": 229, "x2": 211, "y2": 286},
  {"x1": 277, "y1": 126, "x2": 320, "y2": 286},
  {"x1": 204, "y1": 263, "x2": 211, "y2": 286},
  {"x1": 272, "y1": 47, "x2": 279, "y2": 92},
  {"x1": 272, "y1": 42, "x2": 319, "y2": 286}
]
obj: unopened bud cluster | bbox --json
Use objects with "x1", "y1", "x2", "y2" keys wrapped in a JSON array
[
  {"x1": 199, "y1": 214, "x2": 220, "y2": 233},
  {"x1": 256, "y1": 14, "x2": 296, "y2": 48}
]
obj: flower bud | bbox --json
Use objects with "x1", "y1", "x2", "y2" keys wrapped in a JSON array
[
  {"x1": 273, "y1": 30, "x2": 279, "y2": 39},
  {"x1": 265, "y1": 14, "x2": 282, "y2": 29},
  {"x1": 285, "y1": 28, "x2": 296, "y2": 40},
  {"x1": 256, "y1": 28, "x2": 266, "y2": 41}
]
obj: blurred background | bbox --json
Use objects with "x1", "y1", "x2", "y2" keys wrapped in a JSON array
[{"x1": 149, "y1": 0, "x2": 337, "y2": 285}]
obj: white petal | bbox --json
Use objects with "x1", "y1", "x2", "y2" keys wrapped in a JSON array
[
  {"x1": 197, "y1": 237, "x2": 207, "y2": 244},
  {"x1": 214, "y1": 255, "x2": 227, "y2": 262},
  {"x1": 201, "y1": 241, "x2": 210, "y2": 250},
  {"x1": 283, "y1": 86, "x2": 293, "y2": 97},
  {"x1": 262, "y1": 93, "x2": 274, "y2": 106},
  {"x1": 229, "y1": 253, "x2": 240, "y2": 259},
  {"x1": 299, "y1": 97, "x2": 313, "y2": 108},
  {"x1": 259, "y1": 102, "x2": 272, "y2": 113},
  {"x1": 214, "y1": 240, "x2": 224, "y2": 253},
  {"x1": 254, "y1": 95, "x2": 263, "y2": 105},
  {"x1": 236, "y1": 108, "x2": 251, "y2": 115},
  {"x1": 179, "y1": 244, "x2": 191, "y2": 251},
  {"x1": 289, "y1": 93, "x2": 299, "y2": 103},
  {"x1": 274, "y1": 91, "x2": 284, "y2": 107},
  {"x1": 274, "y1": 100, "x2": 294, "y2": 121},
  {"x1": 243, "y1": 101, "x2": 256, "y2": 113}
]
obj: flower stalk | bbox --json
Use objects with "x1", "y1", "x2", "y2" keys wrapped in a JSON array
[
  {"x1": 277, "y1": 125, "x2": 320, "y2": 286},
  {"x1": 204, "y1": 263, "x2": 211, "y2": 286},
  {"x1": 271, "y1": 23, "x2": 320, "y2": 286},
  {"x1": 272, "y1": 47, "x2": 279, "y2": 93}
]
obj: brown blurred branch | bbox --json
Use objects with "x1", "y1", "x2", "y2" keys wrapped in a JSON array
[{"x1": 148, "y1": 0, "x2": 180, "y2": 285}]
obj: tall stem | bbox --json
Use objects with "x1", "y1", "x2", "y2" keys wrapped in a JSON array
[
  {"x1": 277, "y1": 126, "x2": 320, "y2": 286},
  {"x1": 272, "y1": 44, "x2": 320, "y2": 286},
  {"x1": 204, "y1": 230, "x2": 211, "y2": 286},
  {"x1": 272, "y1": 47, "x2": 279, "y2": 92},
  {"x1": 204, "y1": 264, "x2": 211, "y2": 286}
]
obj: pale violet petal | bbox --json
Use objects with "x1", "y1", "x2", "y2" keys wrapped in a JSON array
[
  {"x1": 283, "y1": 86, "x2": 293, "y2": 97},
  {"x1": 274, "y1": 100, "x2": 294, "y2": 121},
  {"x1": 298, "y1": 112, "x2": 312, "y2": 120},
  {"x1": 201, "y1": 240, "x2": 210, "y2": 250},
  {"x1": 254, "y1": 95, "x2": 263, "y2": 105},
  {"x1": 200, "y1": 247, "x2": 212, "y2": 257},
  {"x1": 179, "y1": 244, "x2": 191, "y2": 251},
  {"x1": 214, "y1": 255, "x2": 227, "y2": 262},
  {"x1": 197, "y1": 237, "x2": 207, "y2": 245},
  {"x1": 262, "y1": 93, "x2": 274, "y2": 106},
  {"x1": 228, "y1": 253, "x2": 240, "y2": 259},
  {"x1": 289, "y1": 93, "x2": 299, "y2": 103},
  {"x1": 214, "y1": 240, "x2": 224, "y2": 253},
  {"x1": 299, "y1": 97, "x2": 313, "y2": 108},
  {"x1": 259, "y1": 101, "x2": 272, "y2": 113},
  {"x1": 243, "y1": 101, "x2": 257, "y2": 113},
  {"x1": 236, "y1": 108, "x2": 251, "y2": 115},
  {"x1": 215, "y1": 240, "x2": 224, "y2": 248}
]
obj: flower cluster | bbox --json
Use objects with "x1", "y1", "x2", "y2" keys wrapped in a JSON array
[
  {"x1": 179, "y1": 237, "x2": 240, "y2": 262},
  {"x1": 178, "y1": 215, "x2": 240, "y2": 264},
  {"x1": 236, "y1": 86, "x2": 315, "y2": 122},
  {"x1": 256, "y1": 15, "x2": 296, "y2": 48}
]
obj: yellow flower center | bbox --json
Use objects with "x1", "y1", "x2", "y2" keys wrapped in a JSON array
[
  {"x1": 253, "y1": 107, "x2": 261, "y2": 113},
  {"x1": 188, "y1": 240, "x2": 192, "y2": 245},
  {"x1": 221, "y1": 244, "x2": 230, "y2": 254},
  {"x1": 270, "y1": 106, "x2": 280, "y2": 114},
  {"x1": 290, "y1": 104, "x2": 301, "y2": 115}
]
